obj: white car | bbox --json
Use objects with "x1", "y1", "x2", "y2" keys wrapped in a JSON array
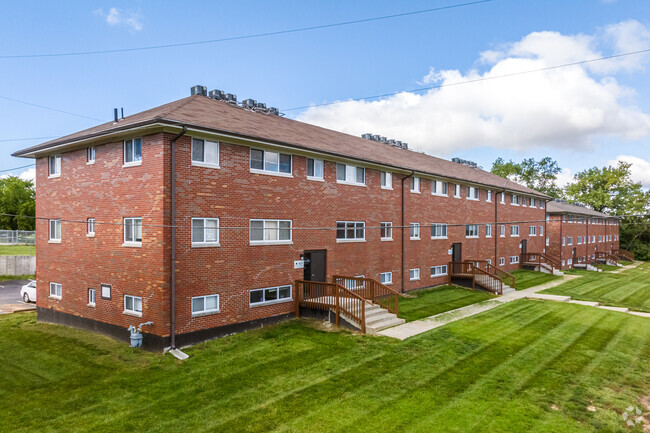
[{"x1": 21, "y1": 280, "x2": 36, "y2": 303}]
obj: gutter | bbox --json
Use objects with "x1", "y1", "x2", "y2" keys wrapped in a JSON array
[
  {"x1": 170, "y1": 126, "x2": 187, "y2": 349},
  {"x1": 401, "y1": 171, "x2": 415, "y2": 293}
]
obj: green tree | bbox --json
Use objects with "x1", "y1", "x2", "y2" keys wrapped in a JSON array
[
  {"x1": 0, "y1": 176, "x2": 35, "y2": 230},
  {"x1": 491, "y1": 157, "x2": 562, "y2": 197}
]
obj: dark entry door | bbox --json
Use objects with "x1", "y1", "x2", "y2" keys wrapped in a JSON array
[
  {"x1": 521, "y1": 239, "x2": 527, "y2": 255},
  {"x1": 303, "y1": 250, "x2": 327, "y2": 282},
  {"x1": 451, "y1": 243, "x2": 462, "y2": 274}
]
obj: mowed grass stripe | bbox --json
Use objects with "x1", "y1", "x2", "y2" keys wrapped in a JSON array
[
  {"x1": 409, "y1": 304, "x2": 607, "y2": 432},
  {"x1": 277, "y1": 301, "x2": 545, "y2": 432},
  {"x1": 398, "y1": 285, "x2": 495, "y2": 322}
]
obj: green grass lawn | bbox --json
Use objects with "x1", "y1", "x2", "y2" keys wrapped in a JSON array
[
  {"x1": 543, "y1": 262, "x2": 650, "y2": 312},
  {"x1": 0, "y1": 244, "x2": 36, "y2": 256},
  {"x1": 399, "y1": 285, "x2": 495, "y2": 321},
  {"x1": 2, "y1": 300, "x2": 649, "y2": 432},
  {"x1": 510, "y1": 269, "x2": 561, "y2": 290}
]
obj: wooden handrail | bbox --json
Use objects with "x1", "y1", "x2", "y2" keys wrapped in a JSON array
[
  {"x1": 332, "y1": 276, "x2": 400, "y2": 316},
  {"x1": 613, "y1": 249, "x2": 634, "y2": 261},
  {"x1": 468, "y1": 260, "x2": 516, "y2": 289},
  {"x1": 522, "y1": 252, "x2": 561, "y2": 273},
  {"x1": 295, "y1": 280, "x2": 366, "y2": 333},
  {"x1": 448, "y1": 261, "x2": 503, "y2": 295}
]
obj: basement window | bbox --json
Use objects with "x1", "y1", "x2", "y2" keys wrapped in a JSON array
[
  {"x1": 123, "y1": 138, "x2": 142, "y2": 166},
  {"x1": 510, "y1": 256, "x2": 520, "y2": 264},
  {"x1": 49, "y1": 282, "x2": 62, "y2": 299},
  {"x1": 250, "y1": 285, "x2": 291, "y2": 306},
  {"x1": 409, "y1": 268, "x2": 420, "y2": 281},
  {"x1": 380, "y1": 272, "x2": 393, "y2": 285},
  {"x1": 250, "y1": 148, "x2": 292, "y2": 176},
  {"x1": 191, "y1": 138, "x2": 220, "y2": 167},
  {"x1": 192, "y1": 294, "x2": 220, "y2": 316},
  {"x1": 88, "y1": 288, "x2": 96, "y2": 306},
  {"x1": 124, "y1": 295, "x2": 142, "y2": 316},
  {"x1": 430, "y1": 265, "x2": 447, "y2": 277}
]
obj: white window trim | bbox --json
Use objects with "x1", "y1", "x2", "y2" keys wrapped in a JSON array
[
  {"x1": 48, "y1": 219, "x2": 61, "y2": 243},
  {"x1": 486, "y1": 224, "x2": 492, "y2": 238},
  {"x1": 510, "y1": 226, "x2": 520, "y2": 237},
  {"x1": 430, "y1": 265, "x2": 448, "y2": 277},
  {"x1": 336, "y1": 221, "x2": 365, "y2": 242},
  {"x1": 87, "y1": 218, "x2": 95, "y2": 238},
  {"x1": 380, "y1": 272, "x2": 393, "y2": 285},
  {"x1": 410, "y1": 177, "x2": 421, "y2": 194},
  {"x1": 123, "y1": 138, "x2": 143, "y2": 167},
  {"x1": 510, "y1": 256, "x2": 520, "y2": 264},
  {"x1": 49, "y1": 282, "x2": 62, "y2": 300},
  {"x1": 486, "y1": 190, "x2": 492, "y2": 202},
  {"x1": 191, "y1": 294, "x2": 221, "y2": 316},
  {"x1": 380, "y1": 222, "x2": 393, "y2": 241},
  {"x1": 430, "y1": 223, "x2": 448, "y2": 240},
  {"x1": 511, "y1": 194, "x2": 520, "y2": 206},
  {"x1": 88, "y1": 288, "x2": 96, "y2": 307},
  {"x1": 500, "y1": 225, "x2": 506, "y2": 238},
  {"x1": 410, "y1": 223, "x2": 420, "y2": 240},
  {"x1": 499, "y1": 257, "x2": 505, "y2": 266},
  {"x1": 250, "y1": 148, "x2": 293, "y2": 177},
  {"x1": 191, "y1": 217, "x2": 220, "y2": 247},
  {"x1": 249, "y1": 285, "x2": 292, "y2": 307},
  {"x1": 453, "y1": 184, "x2": 461, "y2": 198},
  {"x1": 123, "y1": 217, "x2": 143, "y2": 247},
  {"x1": 431, "y1": 180, "x2": 448, "y2": 197},
  {"x1": 466, "y1": 224, "x2": 479, "y2": 239},
  {"x1": 380, "y1": 172, "x2": 393, "y2": 190},
  {"x1": 306, "y1": 158, "x2": 325, "y2": 182},
  {"x1": 529, "y1": 226, "x2": 537, "y2": 236},
  {"x1": 336, "y1": 163, "x2": 366, "y2": 186},
  {"x1": 123, "y1": 295, "x2": 143, "y2": 317},
  {"x1": 87, "y1": 147, "x2": 95, "y2": 165},
  {"x1": 191, "y1": 138, "x2": 221, "y2": 169},
  {"x1": 48, "y1": 154, "x2": 61, "y2": 178},
  {"x1": 100, "y1": 284, "x2": 112, "y2": 300},
  {"x1": 409, "y1": 268, "x2": 420, "y2": 281},
  {"x1": 249, "y1": 219, "x2": 293, "y2": 246},
  {"x1": 466, "y1": 186, "x2": 479, "y2": 201}
]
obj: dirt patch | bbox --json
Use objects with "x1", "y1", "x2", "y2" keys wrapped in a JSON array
[
  {"x1": 551, "y1": 404, "x2": 559, "y2": 411},
  {"x1": 587, "y1": 405, "x2": 597, "y2": 412},
  {"x1": 641, "y1": 395, "x2": 650, "y2": 411}
]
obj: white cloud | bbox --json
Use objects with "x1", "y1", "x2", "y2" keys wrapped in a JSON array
[
  {"x1": 608, "y1": 155, "x2": 650, "y2": 188},
  {"x1": 0, "y1": 167, "x2": 35, "y2": 184},
  {"x1": 298, "y1": 21, "x2": 650, "y2": 156},
  {"x1": 555, "y1": 168, "x2": 574, "y2": 188},
  {"x1": 94, "y1": 7, "x2": 143, "y2": 31}
]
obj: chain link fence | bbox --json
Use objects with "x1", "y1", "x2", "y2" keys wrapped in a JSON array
[{"x1": 0, "y1": 230, "x2": 36, "y2": 245}]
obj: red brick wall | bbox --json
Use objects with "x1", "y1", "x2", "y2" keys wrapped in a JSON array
[
  {"x1": 546, "y1": 214, "x2": 620, "y2": 268},
  {"x1": 36, "y1": 131, "x2": 548, "y2": 339}
]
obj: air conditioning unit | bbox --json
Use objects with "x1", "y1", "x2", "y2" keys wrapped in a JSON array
[
  {"x1": 191, "y1": 85, "x2": 207, "y2": 96},
  {"x1": 371, "y1": 134, "x2": 380, "y2": 141},
  {"x1": 388, "y1": 139, "x2": 396, "y2": 145},
  {"x1": 208, "y1": 89, "x2": 225, "y2": 100},
  {"x1": 401, "y1": 142, "x2": 408, "y2": 149},
  {"x1": 256, "y1": 102, "x2": 267, "y2": 110},
  {"x1": 268, "y1": 107, "x2": 279, "y2": 115},
  {"x1": 225, "y1": 93, "x2": 237, "y2": 103},
  {"x1": 242, "y1": 99, "x2": 256, "y2": 108},
  {"x1": 361, "y1": 133, "x2": 372, "y2": 140},
  {"x1": 380, "y1": 137, "x2": 388, "y2": 143}
]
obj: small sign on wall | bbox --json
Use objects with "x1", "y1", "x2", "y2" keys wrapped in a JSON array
[
  {"x1": 294, "y1": 260, "x2": 305, "y2": 269},
  {"x1": 447, "y1": 249, "x2": 453, "y2": 255}
]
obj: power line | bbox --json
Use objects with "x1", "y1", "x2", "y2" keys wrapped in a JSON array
[
  {"x1": 0, "y1": 95, "x2": 103, "y2": 121},
  {"x1": 0, "y1": 163, "x2": 35, "y2": 174},
  {"x1": 0, "y1": 1, "x2": 492, "y2": 59},
  {"x1": 0, "y1": 136, "x2": 57, "y2": 142},
  {"x1": 282, "y1": 48, "x2": 650, "y2": 111}
]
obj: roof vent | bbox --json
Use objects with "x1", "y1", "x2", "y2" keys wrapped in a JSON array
[
  {"x1": 255, "y1": 102, "x2": 267, "y2": 110},
  {"x1": 452, "y1": 157, "x2": 478, "y2": 168},
  {"x1": 268, "y1": 107, "x2": 280, "y2": 116},
  {"x1": 371, "y1": 134, "x2": 380, "y2": 141},
  {"x1": 242, "y1": 98, "x2": 256, "y2": 109},
  {"x1": 554, "y1": 198, "x2": 567, "y2": 203},
  {"x1": 225, "y1": 93, "x2": 237, "y2": 103},
  {"x1": 191, "y1": 85, "x2": 207, "y2": 96},
  {"x1": 361, "y1": 133, "x2": 373, "y2": 140},
  {"x1": 208, "y1": 89, "x2": 225, "y2": 100},
  {"x1": 361, "y1": 133, "x2": 409, "y2": 149}
]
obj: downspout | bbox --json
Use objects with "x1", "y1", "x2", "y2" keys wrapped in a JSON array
[
  {"x1": 170, "y1": 126, "x2": 187, "y2": 349},
  {"x1": 401, "y1": 170, "x2": 415, "y2": 293}
]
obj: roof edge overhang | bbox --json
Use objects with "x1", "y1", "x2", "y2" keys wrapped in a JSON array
[{"x1": 13, "y1": 118, "x2": 551, "y2": 199}]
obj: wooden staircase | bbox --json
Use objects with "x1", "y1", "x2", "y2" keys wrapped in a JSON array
[
  {"x1": 613, "y1": 249, "x2": 634, "y2": 262},
  {"x1": 595, "y1": 251, "x2": 619, "y2": 266},
  {"x1": 448, "y1": 261, "x2": 515, "y2": 295},
  {"x1": 522, "y1": 252, "x2": 563, "y2": 275}
]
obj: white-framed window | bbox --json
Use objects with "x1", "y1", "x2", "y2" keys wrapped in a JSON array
[
  {"x1": 250, "y1": 285, "x2": 291, "y2": 306},
  {"x1": 410, "y1": 177, "x2": 420, "y2": 193},
  {"x1": 598, "y1": 236, "x2": 602, "y2": 242},
  {"x1": 486, "y1": 190, "x2": 492, "y2": 202},
  {"x1": 453, "y1": 184, "x2": 461, "y2": 198},
  {"x1": 336, "y1": 221, "x2": 365, "y2": 241},
  {"x1": 123, "y1": 217, "x2": 142, "y2": 245},
  {"x1": 49, "y1": 282, "x2": 62, "y2": 299},
  {"x1": 486, "y1": 224, "x2": 492, "y2": 238},
  {"x1": 522, "y1": 197, "x2": 527, "y2": 207},
  {"x1": 87, "y1": 147, "x2": 95, "y2": 164},
  {"x1": 562, "y1": 260, "x2": 566, "y2": 267},
  {"x1": 431, "y1": 180, "x2": 448, "y2": 196},
  {"x1": 466, "y1": 224, "x2": 479, "y2": 238},
  {"x1": 529, "y1": 226, "x2": 536, "y2": 236},
  {"x1": 430, "y1": 265, "x2": 447, "y2": 277},
  {"x1": 577, "y1": 236, "x2": 582, "y2": 245},
  {"x1": 49, "y1": 219, "x2": 61, "y2": 242},
  {"x1": 539, "y1": 226, "x2": 543, "y2": 236},
  {"x1": 410, "y1": 223, "x2": 420, "y2": 240},
  {"x1": 380, "y1": 272, "x2": 393, "y2": 285},
  {"x1": 409, "y1": 268, "x2": 420, "y2": 281},
  {"x1": 380, "y1": 222, "x2": 393, "y2": 240},
  {"x1": 192, "y1": 218, "x2": 219, "y2": 246},
  {"x1": 486, "y1": 259, "x2": 492, "y2": 265},
  {"x1": 511, "y1": 194, "x2": 520, "y2": 205},
  {"x1": 306, "y1": 158, "x2": 324, "y2": 180},
  {"x1": 124, "y1": 295, "x2": 143, "y2": 316},
  {"x1": 192, "y1": 294, "x2": 220, "y2": 315},
  {"x1": 250, "y1": 219, "x2": 292, "y2": 245},
  {"x1": 510, "y1": 256, "x2": 520, "y2": 264},
  {"x1": 87, "y1": 218, "x2": 95, "y2": 236},
  {"x1": 510, "y1": 225, "x2": 520, "y2": 237},
  {"x1": 530, "y1": 197, "x2": 536, "y2": 207},
  {"x1": 191, "y1": 138, "x2": 220, "y2": 167},
  {"x1": 499, "y1": 257, "x2": 505, "y2": 266},
  {"x1": 250, "y1": 148, "x2": 292, "y2": 175},
  {"x1": 88, "y1": 288, "x2": 96, "y2": 306},
  {"x1": 380, "y1": 171, "x2": 392, "y2": 189},
  {"x1": 567, "y1": 258, "x2": 573, "y2": 266},
  {"x1": 466, "y1": 186, "x2": 479, "y2": 200},
  {"x1": 431, "y1": 223, "x2": 447, "y2": 239},
  {"x1": 562, "y1": 237, "x2": 565, "y2": 246},
  {"x1": 336, "y1": 163, "x2": 365, "y2": 186},
  {"x1": 500, "y1": 225, "x2": 506, "y2": 237},
  {"x1": 567, "y1": 237, "x2": 573, "y2": 245},
  {"x1": 48, "y1": 154, "x2": 61, "y2": 177},
  {"x1": 101, "y1": 284, "x2": 112, "y2": 300},
  {"x1": 500, "y1": 192, "x2": 505, "y2": 204},
  {"x1": 124, "y1": 138, "x2": 142, "y2": 165}
]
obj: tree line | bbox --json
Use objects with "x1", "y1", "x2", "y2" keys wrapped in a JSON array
[
  {"x1": 0, "y1": 176, "x2": 35, "y2": 231},
  {"x1": 491, "y1": 158, "x2": 650, "y2": 260}
]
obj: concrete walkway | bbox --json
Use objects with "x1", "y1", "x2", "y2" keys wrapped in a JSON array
[{"x1": 379, "y1": 262, "x2": 647, "y2": 340}]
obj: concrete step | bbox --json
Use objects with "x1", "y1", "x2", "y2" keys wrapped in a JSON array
[
  {"x1": 366, "y1": 311, "x2": 400, "y2": 327},
  {"x1": 366, "y1": 316, "x2": 406, "y2": 335},
  {"x1": 629, "y1": 311, "x2": 650, "y2": 318},
  {"x1": 365, "y1": 308, "x2": 392, "y2": 320},
  {"x1": 569, "y1": 300, "x2": 600, "y2": 307},
  {"x1": 501, "y1": 287, "x2": 516, "y2": 295},
  {"x1": 525, "y1": 293, "x2": 572, "y2": 302},
  {"x1": 599, "y1": 305, "x2": 629, "y2": 313}
]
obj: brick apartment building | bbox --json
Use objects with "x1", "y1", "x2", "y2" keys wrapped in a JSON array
[
  {"x1": 546, "y1": 200, "x2": 620, "y2": 269},
  {"x1": 14, "y1": 89, "x2": 553, "y2": 349}
]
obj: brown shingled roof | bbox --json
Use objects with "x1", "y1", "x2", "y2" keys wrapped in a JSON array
[
  {"x1": 546, "y1": 200, "x2": 616, "y2": 218},
  {"x1": 14, "y1": 94, "x2": 549, "y2": 198}
]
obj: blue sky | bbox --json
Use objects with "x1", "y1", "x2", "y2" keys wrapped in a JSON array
[{"x1": 1, "y1": 0, "x2": 649, "y2": 187}]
